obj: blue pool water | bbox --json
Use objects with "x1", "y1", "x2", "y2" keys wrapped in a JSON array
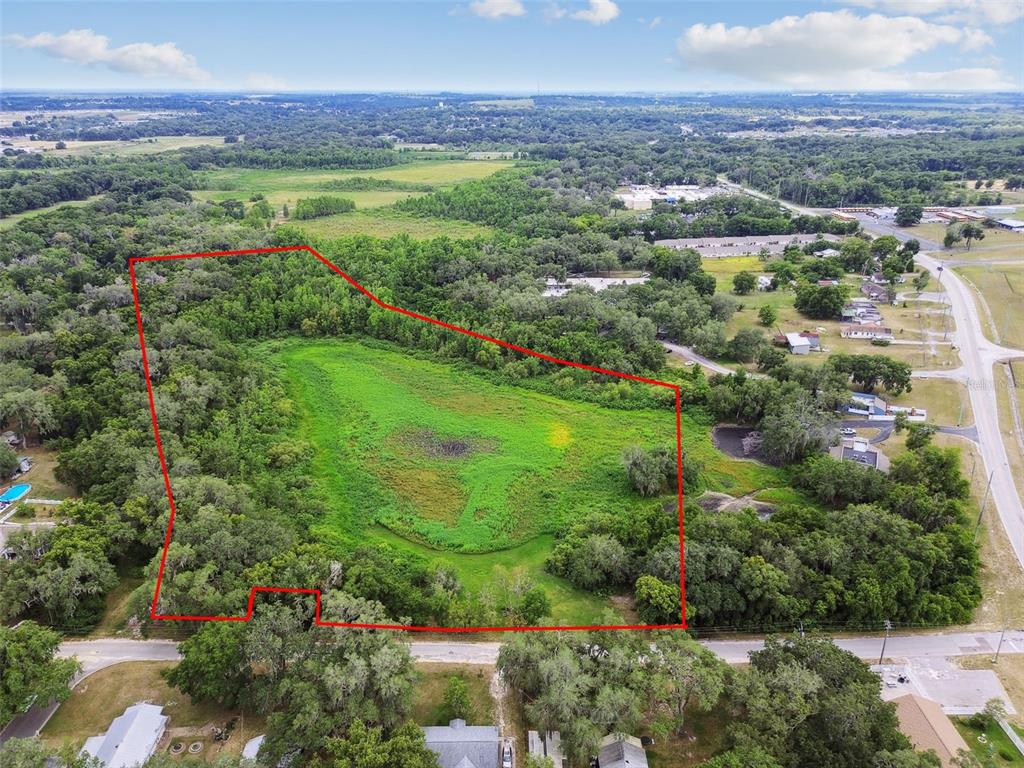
[{"x1": 0, "y1": 483, "x2": 30, "y2": 502}]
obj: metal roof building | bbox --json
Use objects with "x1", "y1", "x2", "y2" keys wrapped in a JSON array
[
  {"x1": 80, "y1": 704, "x2": 168, "y2": 768},
  {"x1": 422, "y1": 719, "x2": 501, "y2": 768}
]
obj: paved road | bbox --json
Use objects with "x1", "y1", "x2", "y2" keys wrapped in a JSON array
[{"x1": 661, "y1": 341, "x2": 738, "y2": 376}]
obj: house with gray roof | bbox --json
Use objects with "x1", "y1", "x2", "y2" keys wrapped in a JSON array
[
  {"x1": 422, "y1": 719, "x2": 501, "y2": 768},
  {"x1": 598, "y1": 733, "x2": 649, "y2": 768},
  {"x1": 80, "y1": 703, "x2": 168, "y2": 768}
]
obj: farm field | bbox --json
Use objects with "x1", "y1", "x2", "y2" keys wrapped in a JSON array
[
  {"x1": 956, "y1": 263, "x2": 1024, "y2": 350},
  {"x1": 270, "y1": 339, "x2": 789, "y2": 623},
  {"x1": 192, "y1": 159, "x2": 515, "y2": 211}
]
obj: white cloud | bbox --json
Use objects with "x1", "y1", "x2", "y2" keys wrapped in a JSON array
[
  {"x1": 675, "y1": 10, "x2": 1009, "y2": 89},
  {"x1": 468, "y1": 0, "x2": 526, "y2": 19},
  {"x1": 571, "y1": 0, "x2": 620, "y2": 25},
  {"x1": 4, "y1": 28, "x2": 209, "y2": 81},
  {"x1": 649, "y1": 16, "x2": 663, "y2": 29},
  {"x1": 246, "y1": 73, "x2": 288, "y2": 91},
  {"x1": 543, "y1": 3, "x2": 568, "y2": 21},
  {"x1": 847, "y1": 0, "x2": 1024, "y2": 25}
]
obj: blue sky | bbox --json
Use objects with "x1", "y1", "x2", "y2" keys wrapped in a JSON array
[{"x1": 2, "y1": 1, "x2": 1022, "y2": 91}]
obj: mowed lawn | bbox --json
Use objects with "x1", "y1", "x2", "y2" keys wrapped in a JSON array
[
  {"x1": 270, "y1": 339, "x2": 787, "y2": 624},
  {"x1": 957, "y1": 263, "x2": 1024, "y2": 350}
]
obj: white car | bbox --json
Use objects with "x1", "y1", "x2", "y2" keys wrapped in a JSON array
[
  {"x1": 839, "y1": 427, "x2": 857, "y2": 436},
  {"x1": 502, "y1": 743, "x2": 513, "y2": 768}
]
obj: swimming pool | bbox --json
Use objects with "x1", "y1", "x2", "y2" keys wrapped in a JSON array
[{"x1": 0, "y1": 483, "x2": 30, "y2": 503}]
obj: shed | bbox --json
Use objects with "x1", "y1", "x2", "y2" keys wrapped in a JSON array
[
  {"x1": 598, "y1": 733, "x2": 649, "y2": 768},
  {"x1": 784, "y1": 332, "x2": 811, "y2": 355}
]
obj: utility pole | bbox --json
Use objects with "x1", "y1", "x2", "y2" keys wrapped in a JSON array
[
  {"x1": 974, "y1": 470, "x2": 995, "y2": 543},
  {"x1": 993, "y1": 627, "x2": 1007, "y2": 664},
  {"x1": 879, "y1": 619, "x2": 893, "y2": 665}
]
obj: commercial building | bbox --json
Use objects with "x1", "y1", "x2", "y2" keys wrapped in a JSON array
[
  {"x1": 996, "y1": 218, "x2": 1024, "y2": 232},
  {"x1": 615, "y1": 184, "x2": 728, "y2": 210}
]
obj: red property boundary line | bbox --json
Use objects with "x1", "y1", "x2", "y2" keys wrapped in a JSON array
[{"x1": 129, "y1": 245, "x2": 687, "y2": 632}]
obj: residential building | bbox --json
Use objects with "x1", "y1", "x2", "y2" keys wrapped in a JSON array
[
  {"x1": 528, "y1": 731, "x2": 566, "y2": 768},
  {"x1": 817, "y1": 247, "x2": 841, "y2": 258},
  {"x1": 860, "y1": 282, "x2": 890, "y2": 302},
  {"x1": 653, "y1": 234, "x2": 846, "y2": 259},
  {"x1": 846, "y1": 392, "x2": 887, "y2": 417},
  {"x1": 892, "y1": 694, "x2": 969, "y2": 768},
  {"x1": 80, "y1": 704, "x2": 168, "y2": 768},
  {"x1": 422, "y1": 719, "x2": 501, "y2": 768},
  {"x1": 829, "y1": 437, "x2": 890, "y2": 473},
  {"x1": 597, "y1": 733, "x2": 649, "y2": 768},
  {"x1": 840, "y1": 323, "x2": 893, "y2": 340}
]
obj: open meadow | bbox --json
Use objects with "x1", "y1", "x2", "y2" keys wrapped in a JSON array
[
  {"x1": 957, "y1": 263, "x2": 1024, "y2": 350},
  {"x1": 270, "y1": 339, "x2": 790, "y2": 623}
]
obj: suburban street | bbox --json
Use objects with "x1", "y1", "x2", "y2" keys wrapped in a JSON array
[
  {"x1": 849, "y1": 213, "x2": 1024, "y2": 569},
  {"x1": 5, "y1": 629, "x2": 1023, "y2": 744}
]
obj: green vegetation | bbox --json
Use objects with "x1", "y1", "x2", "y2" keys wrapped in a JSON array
[
  {"x1": 293, "y1": 195, "x2": 356, "y2": 219},
  {"x1": 411, "y1": 664, "x2": 494, "y2": 726},
  {"x1": 0, "y1": 622, "x2": 79, "y2": 729},
  {"x1": 275, "y1": 340, "x2": 681, "y2": 553}
]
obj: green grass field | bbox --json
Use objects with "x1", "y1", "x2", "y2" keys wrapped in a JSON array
[
  {"x1": 270, "y1": 339, "x2": 788, "y2": 623},
  {"x1": 8, "y1": 135, "x2": 226, "y2": 157},
  {"x1": 957, "y1": 263, "x2": 1024, "y2": 350},
  {"x1": 296, "y1": 209, "x2": 494, "y2": 239},
  {"x1": 193, "y1": 159, "x2": 514, "y2": 210},
  {"x1": 0, "y1": 195, "x2": 102, "y2": 231}
]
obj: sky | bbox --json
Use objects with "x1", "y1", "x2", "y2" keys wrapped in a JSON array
[{"x1": 2, "y1": 0, "x2": 1022, "y2": 92}]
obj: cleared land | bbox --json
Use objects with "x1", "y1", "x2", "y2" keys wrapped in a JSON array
[
  {"x1": 192, "y1": 160, "x2": 514, "y2": 210},
  {"x1": 412, "y1": 663, "x2": 495, "y2": 726},
  {"x1": 297, "y1": 209, "x2": 493, "y2": 240},
  {"x1": 0, "y1": 196, "x2": 102, "y2": 231},
  {"x1": 271, "y1": 339, "x2": 789, "y2": 624},
  {"x1": 4, "y1": 135, "x2": 225, "y2": 157}
]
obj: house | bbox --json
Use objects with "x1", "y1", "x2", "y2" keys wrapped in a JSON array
[
  {"x1": 840, "y1": 324, "x2": 893, "y2": 341},
  {"x1": 81, "y1": 704, "x2": 168, "y2": 768},
  {"x1": 784, "y1": 332, "x2": 811, "y2": 355},
  {"x1": 817, "y1": 247, "x2": 841, "y2": 258},
  {"x1": 860, "y1": 282, "x2": 890, "y2": 302},
  {"x1": 798, "y1": 332, "x2": 820, "y2": 350},
  {"x1": 422, "y1": 719, "x2": 501, "y2": 768},
  {"x1": 841, "y1": 304, "x2": 882, "y2": 323},
  {"x1": 528, "y1": 731, "x2": 567, "y2": 768},
  {"x1": 846, "y1": 392, "x2": 887, "y2": 417},
  {"x1": 817, "y1": 279, "x2": 840, "y2": 287},
  {"x1": 598, "y1": 733, "x2": 649, "y2": 768},
  {"x1": 756, "y1": 275, "x2": 774, "y2": 291},
  {"x1": 996, "y1": 218, "x2": 1024, "y2": 232},
  {"x1": 892, "y1": 694, "x2": 969, "y2": 768},
  {"x1": 829, "y1": 437, "x2": 890, "y2": 472}
]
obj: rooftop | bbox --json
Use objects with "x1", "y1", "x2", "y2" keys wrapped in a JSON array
[
  {"x1": 80, "y1": 704, "x2": 168, "y2": 768},
  {"x1": 422, "y1": 719, "x2": 500, "y2": 768}
]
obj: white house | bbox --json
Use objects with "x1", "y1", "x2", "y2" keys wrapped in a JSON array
[
  {"x1": 81, "y1": 704, "x2": 168, "y2": 768},
  {"x1": 996, "y1": 218, "x2": 1024, "y2": 232},
  {"x1": 840, "y1": 324, "x2": 894, "y2": 341}
]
